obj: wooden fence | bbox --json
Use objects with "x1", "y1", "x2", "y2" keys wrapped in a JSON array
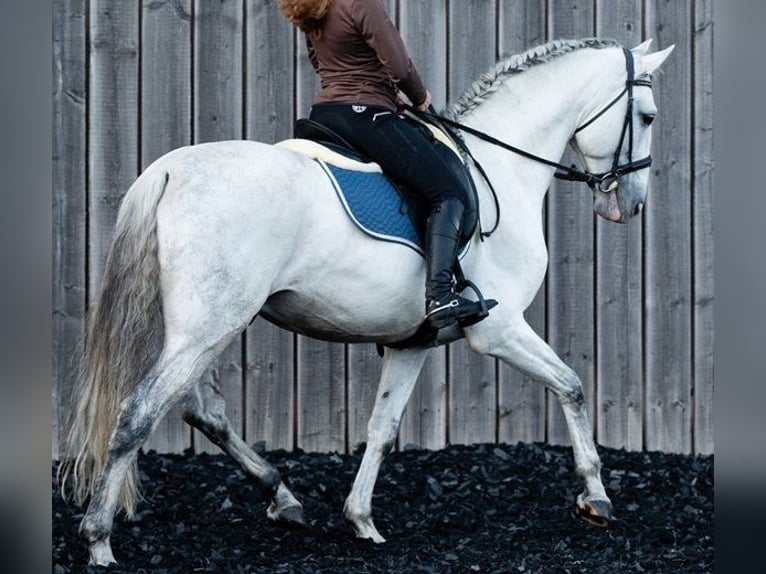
[{"x1": 52, "y1": 0, "x2": 714, "y2": 459}]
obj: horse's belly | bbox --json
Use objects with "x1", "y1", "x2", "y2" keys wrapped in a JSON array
[{"x1": 259, "y1": 289, "x2": 423, "y2": 344}]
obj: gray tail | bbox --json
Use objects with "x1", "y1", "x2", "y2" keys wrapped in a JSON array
[{"x1": 58, "y1": 167, "x2": 169, "y2": 516}]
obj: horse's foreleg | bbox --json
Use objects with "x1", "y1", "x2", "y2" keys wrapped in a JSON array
[
  {"x1": 80, "y1": 343, "x2": 220, "y2": 566},
  {"x1": 182, "y1": 378, "x2": 304, "y2": 527},
  {"x1": 470, "y1": 318, "x2": 613, "y2": 526},
  {"x1": 344, "y1": 347, "x2": 430, "y2": 543}
]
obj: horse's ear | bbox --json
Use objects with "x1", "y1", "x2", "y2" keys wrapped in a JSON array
[
  {"x1": 637, "y1": 44, "x2": 675, "y2": 75},
  {"x1": 631, "y1": 39, "x2": 653, "y2": 56}
]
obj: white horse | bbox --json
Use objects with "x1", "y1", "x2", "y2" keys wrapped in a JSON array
[{"x1": 60, "y1": 38, "x2": 673, "y2": 566}]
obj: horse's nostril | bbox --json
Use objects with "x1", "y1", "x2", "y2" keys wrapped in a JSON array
[{"x1": 634, "y1": 202, "x2": 644, "y2": 216}]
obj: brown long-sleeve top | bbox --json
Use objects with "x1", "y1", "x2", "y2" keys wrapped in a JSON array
[{"x1": 306, "y1": 0, "x2": 428, "y2": 111}]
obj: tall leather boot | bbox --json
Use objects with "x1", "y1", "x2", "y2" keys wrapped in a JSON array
[{"x1": 424, "y1": 198, "x2": 488, "y2": 329}]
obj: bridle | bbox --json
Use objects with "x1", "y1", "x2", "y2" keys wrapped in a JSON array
[
  {"x1": 566, "y1": 47, "x2": 653, "y2": 192},
  {"x1": 417, "y1": 47, "x2": 654, "y2": 237}
]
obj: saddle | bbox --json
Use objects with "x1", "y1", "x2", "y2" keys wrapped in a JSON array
[
  {"x1": 280, "y1": 114, "x2": 476, "y2": 255},
  {"x1": 278, "y1": 114, "x2": 496, "y2": 350}
]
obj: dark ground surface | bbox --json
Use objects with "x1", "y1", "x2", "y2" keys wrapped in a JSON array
[{"x1": 53, "y1": 442, "x2": 713, "y2": 573}]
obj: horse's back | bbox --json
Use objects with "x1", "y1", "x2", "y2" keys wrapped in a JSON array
[
  {"x1": 151, "y1": 139, "x2": 333, "y2": 220},
  {"x1": 151, "y1": 139, "x2": 317, "y2": 188}
]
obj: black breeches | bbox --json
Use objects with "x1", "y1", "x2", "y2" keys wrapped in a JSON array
[{"x1": 309, "y1": 103, "x2": 476, "y2": 227}]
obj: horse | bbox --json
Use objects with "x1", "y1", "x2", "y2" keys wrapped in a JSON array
[{"x1": 59, "y1": 37, "x2": 674, "y2": 566}]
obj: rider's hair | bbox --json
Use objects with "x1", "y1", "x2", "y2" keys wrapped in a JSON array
[{"x1": 277, "y1": 0, "x2": 332, "y2": 33}]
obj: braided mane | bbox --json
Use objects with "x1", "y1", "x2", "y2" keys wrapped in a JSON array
[{"x1": 444, "y1": 37, "x2": 621, "y2": 120}]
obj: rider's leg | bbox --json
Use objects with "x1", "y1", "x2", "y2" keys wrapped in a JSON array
[{"x1": 423, "y1": 197, "x2": 486, "y2": 329}]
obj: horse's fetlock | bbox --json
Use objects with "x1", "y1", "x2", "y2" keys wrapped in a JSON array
[
  {"x1": 574, "y1": 459, "x2": 601, "y2": 481},
  {"x1": 258, "y1": 467, "x2": 281, "y2": 498},
  {"x1": 79, "y1": 514, "x2": 111, "y2": 544},
  {"x1": 344, "y1": 504, "x2": 368, "y2": 523},
  {"x1": 366, "y1": 419, "x2": 398, "y2": 455}
]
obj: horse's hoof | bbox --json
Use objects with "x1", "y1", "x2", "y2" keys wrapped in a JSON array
[
  {"x1": 573, "y1": 499, "x2": 614, "y2": 528},
  {"x1": 349, "y1": 516, "x2": 387, "y2": 544},
  {"x1": 88, "y1": 538, "x2": 117, "y2": 567},
  {"x1": 268, "y1": 503, "x2": 307, "y2": 530}
]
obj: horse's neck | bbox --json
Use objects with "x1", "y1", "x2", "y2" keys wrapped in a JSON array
[{"x1": 463, "y1": 50, "x2": 612, "y2": 199}]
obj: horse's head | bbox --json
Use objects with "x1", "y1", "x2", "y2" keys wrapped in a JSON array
[{"x1": 572, "y1": 40, "x2": 674, "y2": 223}]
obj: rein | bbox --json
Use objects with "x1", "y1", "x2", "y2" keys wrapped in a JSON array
[{"x1": 416, "y1": 47, "x2": 653, "y2": 239}]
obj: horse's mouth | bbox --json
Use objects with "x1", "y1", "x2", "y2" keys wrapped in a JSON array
[
  {"x1": 594, "y1": 192, "x2": 624, "y2": 222},
  {"x1": 594, "y1": 192, "x2": 643, "y2": 223}
]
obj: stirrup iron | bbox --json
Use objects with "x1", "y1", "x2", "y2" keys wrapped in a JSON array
[{"x1": 455, "y1": 277, "x2": 498, "y2": 327}]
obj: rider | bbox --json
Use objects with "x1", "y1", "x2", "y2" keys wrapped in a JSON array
[{"x1": 277, "y1": 0, "x2": 494, "y2": 330}]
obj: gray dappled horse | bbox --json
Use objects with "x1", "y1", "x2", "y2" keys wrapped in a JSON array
[{"x1": 60, "y1": 38, "x2": 673, "y2": 566}]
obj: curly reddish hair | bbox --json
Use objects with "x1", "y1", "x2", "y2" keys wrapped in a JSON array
[{"x1": 277, "y1": 0, "x2": 332, "y2": 33}]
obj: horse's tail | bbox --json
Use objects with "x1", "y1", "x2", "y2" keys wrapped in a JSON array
[{"x1": 58, "y1": 164, "x2": 170, "y2": 516}]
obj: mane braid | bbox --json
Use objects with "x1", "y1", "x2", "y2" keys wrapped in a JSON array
[{"x1": 443, "y1": 37, "x2": 621, "y2": 120}]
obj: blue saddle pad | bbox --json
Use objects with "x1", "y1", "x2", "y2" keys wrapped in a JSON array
[{"x1": 318, "y1": 161, "x2": 424, "y2": 255}]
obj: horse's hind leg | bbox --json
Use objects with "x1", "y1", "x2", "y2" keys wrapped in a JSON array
[
  {"x1": 79, "y1": 338, "x2": 232, "y2": 566},
  {"x1": 469, "y1": 318, "x2": 613, "y2": 526},
  {"x1": 344, "y1": 347, "x2": 430, "y2": 543},
  {"x1": 182, "y1": 377, "x2": 304, "y2": 526}
]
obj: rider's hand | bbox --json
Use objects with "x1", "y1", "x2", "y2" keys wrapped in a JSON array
[{"x1": 414, "y1": 90, "x2": 432, "y2": 113}]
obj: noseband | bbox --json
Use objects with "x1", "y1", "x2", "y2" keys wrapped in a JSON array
[{"x1": 569, "y1": 47, "x2": 653, "y2": 192}]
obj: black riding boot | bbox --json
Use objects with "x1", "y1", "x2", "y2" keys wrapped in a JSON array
[{"x1": 424, "y1": 198, "x2": 489, "y2": 329}]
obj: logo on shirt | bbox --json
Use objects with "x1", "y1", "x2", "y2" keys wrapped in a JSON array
[{"x1": 352, "y1": 105, "x2": 367, "y2": 113}]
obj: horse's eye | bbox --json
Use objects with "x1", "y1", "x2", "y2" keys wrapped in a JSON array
[{"x1": 641, "y1": 114, "x2": 655, "y2": 126}]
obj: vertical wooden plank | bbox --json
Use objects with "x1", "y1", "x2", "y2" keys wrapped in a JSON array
[
  {"x1": 193, "y1": 0, "x2": 245, "y2": 454},
  {"x1": 644, "y1": 0, "x2": 693, "y2": 453},
  {"x1": 140, "y1": 0, "x2": 193, "y2": 455},
  {"x1": 447, "y1": 0, "x2": 498, "y2": 445},
  {"x1": 446, "y1": 0, "x2": 496, "y2": 102},
  {"x1": 52, "y1": 0, "x2": 87, "y2": 458},
  {"x1": 294, "y1": 18, "x2": 319, "y2": 121},
  {"x1": 594, "y1": 1, "x2": 644, "y2": 451},
  {"x1": 243, "y1": 0, "x2": 296, "y2": 452},
  {"x1": 546, "y1": 0, "x2": 596, "y2": 447},
  {"x1": 141, "y1": 0, "x2": 192, "y2": 163},
  {"x1": 398, "y1": 0, "x2": 448, "y2": 109},
  {"x1": 399, "y1": 353, "x2": 447, "y2": 450},
  {"x1": 496, "y1": 0, "x2": 547, "y2": 446},
  {"x1": 88, "y1": 0, "x2": 139, "y2": 295},
  {"x1": 693, "y1": 0, "x2": 714, "y2": 455},
  {"x1": 296, "y1": 337, "x2": 346, "y2": 452},
  {"x1": 245, "y1": 0, "x2": 294, "y2": 144},
  {"x1": 244, "y1": 318, "x2": 295, "y2": 451},
  {"x1": 347, "y1": 343, "x2": 382, "y2": 451},
  {"x1": 497, "y1": 0, "x2": 546, "y2": 57}
]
